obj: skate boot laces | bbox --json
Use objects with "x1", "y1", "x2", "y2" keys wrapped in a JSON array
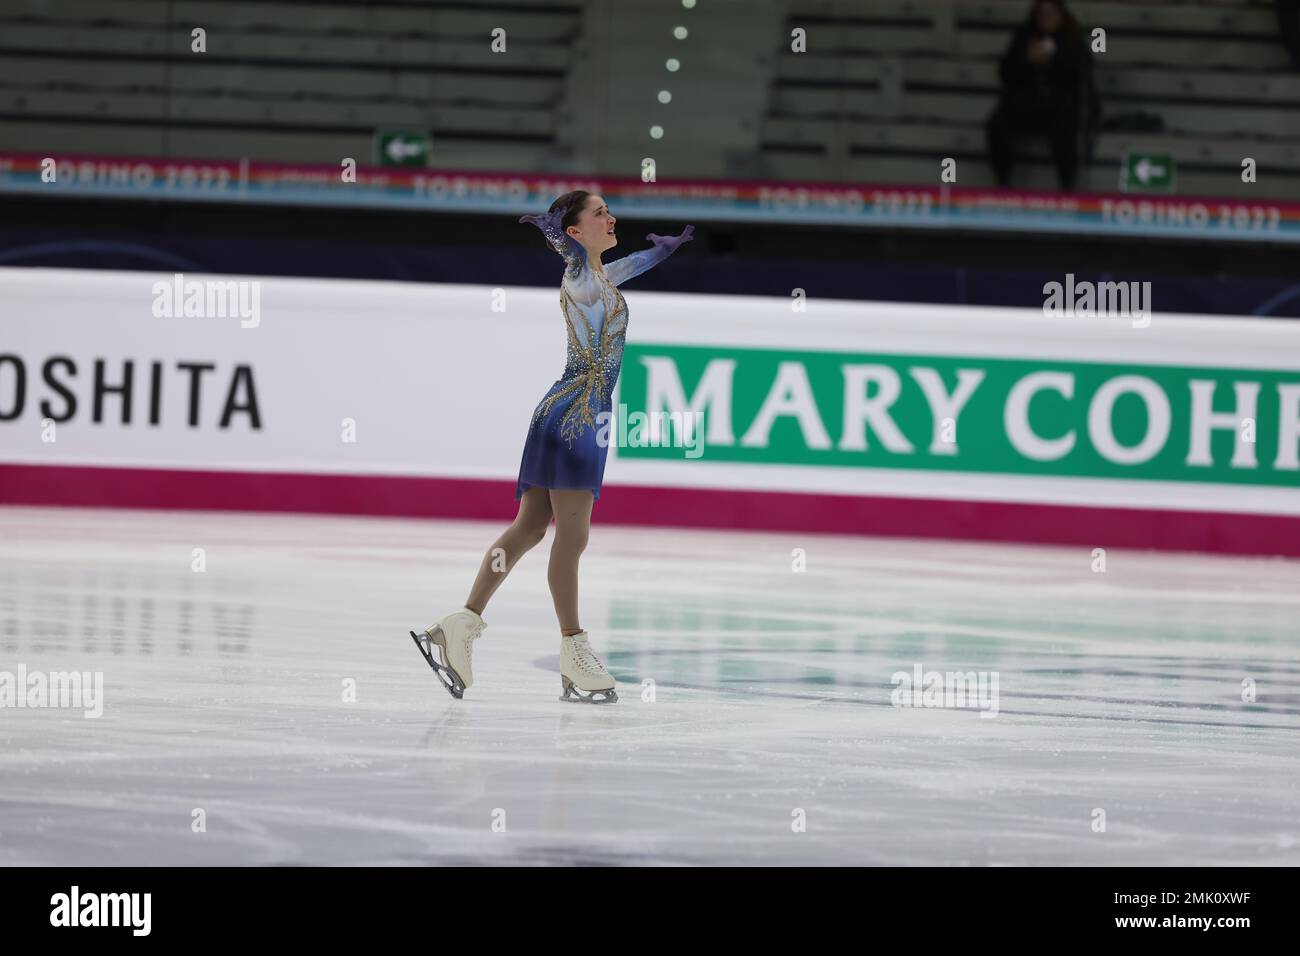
[
  {"x1": 464, "y1": 620, "x2": 485, "y2": 658},
  {"x1": 571, "y1": 636, "x2": 605, "y2": 674}
]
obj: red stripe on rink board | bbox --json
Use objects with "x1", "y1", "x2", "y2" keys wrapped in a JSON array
[{"x1": 0, "y1": 462, "x2": 1296, "y2": 557}]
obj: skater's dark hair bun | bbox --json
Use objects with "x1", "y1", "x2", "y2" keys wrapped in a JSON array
[{"x1": 549, "y1": 190, "x2": 592, "y2": 231}]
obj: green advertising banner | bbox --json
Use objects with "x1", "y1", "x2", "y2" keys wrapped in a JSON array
[{"x1": 618, "y1": 343, "x2": 1300, "y2": 489}]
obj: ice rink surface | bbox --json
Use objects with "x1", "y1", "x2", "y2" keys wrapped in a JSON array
[{"x1": 1, "y1": 505, "x2": 1297, "y2": 866}]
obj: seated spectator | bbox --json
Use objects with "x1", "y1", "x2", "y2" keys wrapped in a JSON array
[
  {"x1": 987, "y1": 0, "x2": 1090, "y2": 191},
  {"x1": 1280, "y1": 0, "x2": 1300, "y2": 69}
]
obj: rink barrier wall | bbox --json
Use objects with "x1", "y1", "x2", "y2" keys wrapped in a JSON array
[{"x1": 2, "y1": 267, "x2": 1298, "y2": 556}]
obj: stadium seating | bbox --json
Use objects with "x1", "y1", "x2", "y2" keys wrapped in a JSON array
[
  {"x1": 1, "y1": 0, "x2": 1296, "y2": 196},
  {"x1": 769, "y1": 0, "x2": 1300, "y2": 194}
]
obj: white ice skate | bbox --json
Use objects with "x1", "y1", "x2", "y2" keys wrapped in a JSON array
[
  {"x1": 410, "y1": 608, "x2": 486, "y2": 699},
  {"x1": 559, "y1": 631, "x2": 618, "y2": 704}
]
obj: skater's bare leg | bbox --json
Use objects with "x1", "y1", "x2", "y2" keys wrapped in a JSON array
[
  {"x1": 464, "y1": 487, "x2": 553, "y2": 615},
  {"x1": 547, "y1": 489, "x2": 593, "y2": 635}
]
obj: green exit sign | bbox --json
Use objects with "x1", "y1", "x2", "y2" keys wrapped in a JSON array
[
  {"x1": 1121, "y1": 151, "x2": 1176, "y2": 192},
  {"x1": 376, "y1": 131, "x2": 432, "y2": 167}
]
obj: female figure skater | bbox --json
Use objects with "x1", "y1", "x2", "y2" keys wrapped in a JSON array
[{"x1": 411, "y1": 191, "x2": 694, "y2": 703}]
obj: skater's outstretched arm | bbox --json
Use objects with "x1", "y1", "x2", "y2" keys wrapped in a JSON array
[{"x1": 605, "y1": 226, "x2": 694, "y2": 287}]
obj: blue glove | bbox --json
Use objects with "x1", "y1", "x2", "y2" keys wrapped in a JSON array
[{"x1": 645, "y1": 225, "x2": 695, "y2": 252}]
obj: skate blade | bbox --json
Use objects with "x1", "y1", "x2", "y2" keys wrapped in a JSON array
[
  {"x1": 409, "y1": 629, "x2": 466, "y2": 700},
  {"x1": 559, "y1": 677, "x2": 618, "y2": 704}
]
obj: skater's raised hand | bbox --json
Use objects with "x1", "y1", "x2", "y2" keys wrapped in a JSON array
[{"x1": 520, "y1": 208, "x2": 588, "y2": 277}]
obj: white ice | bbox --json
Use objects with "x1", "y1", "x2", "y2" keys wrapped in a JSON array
[{"x1": 1, "y1": 506, "x2": 1297, "y2": 865}]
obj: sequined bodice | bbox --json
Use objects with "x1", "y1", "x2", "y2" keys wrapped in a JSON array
[
  {"x1": 534, "y1": 267, "x2": 629, "y2": 444},
  {"x1": 517, "y1": 208, "x2": 693, "y2": 447},
  {"x1": 561, "y1": 270, "x2": 627, "y2": 374}
]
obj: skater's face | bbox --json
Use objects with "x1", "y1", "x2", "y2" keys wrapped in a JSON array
[
  {"x1": 1034, "y1": 0, "x2": 1063, "y2": 32},
  {"x1": 565, "y1": 194, "x2": 618, "y2": 257}
]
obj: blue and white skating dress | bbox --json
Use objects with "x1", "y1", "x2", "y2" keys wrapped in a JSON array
[{"x1": 515, "y1": 210, "x2": 693, "y2": 501}]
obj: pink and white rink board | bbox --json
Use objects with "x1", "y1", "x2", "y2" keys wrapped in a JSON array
[{"x1": 4, "y1": 267, "x2": 1300, "y2": 556}]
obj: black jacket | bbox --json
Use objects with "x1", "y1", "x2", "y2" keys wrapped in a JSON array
[{"x1": 998, "y1": 23, "x2": 1087, "y2": 95}]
